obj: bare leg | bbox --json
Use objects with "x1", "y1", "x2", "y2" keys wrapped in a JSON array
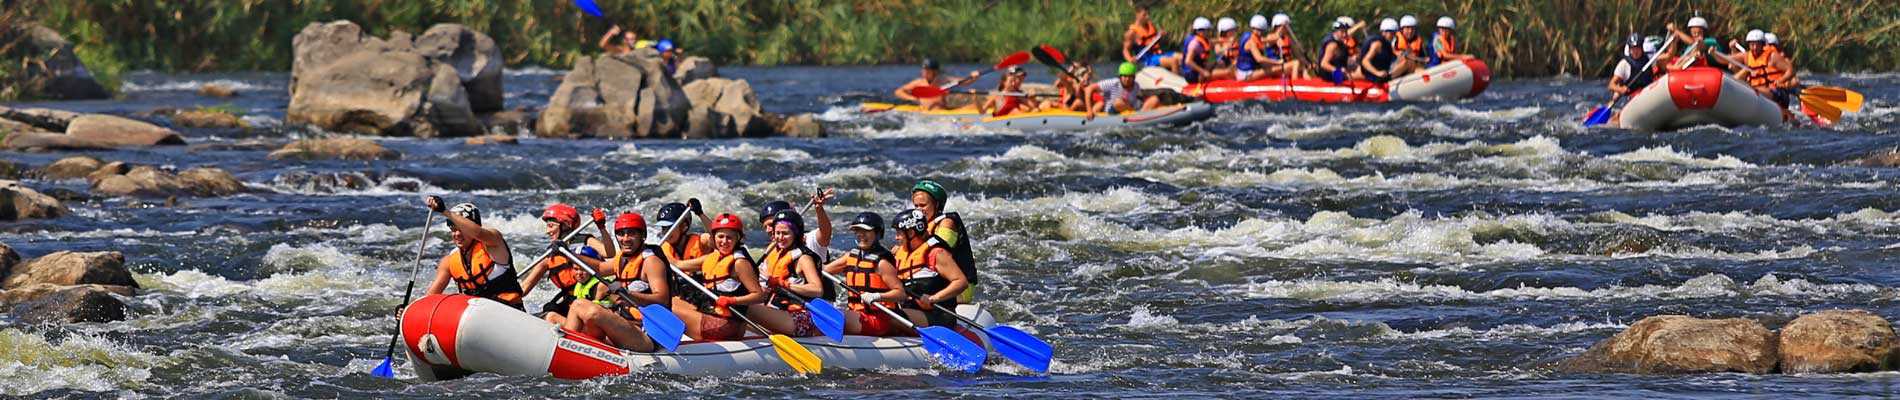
[
  {"x1": 745, "y1": 306, "x2": 799, "y2": 336},
  {"x1": 843, "y1": 309, "x2": 865, "y2": 335},
  {"x1": 672, "y1": 299, "x2": 705, "y2": 339},
  {"x1": 1142, "y1": 96, "x2": 1164, "y2": 111}
]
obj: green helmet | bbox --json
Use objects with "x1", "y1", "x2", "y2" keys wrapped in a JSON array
[
  {"x1": 912, "y1": 180, "x2": 948, "y2": 207},
  {"x1": 1118, "y1": 62, "x2": 1139, "y2": 76}
]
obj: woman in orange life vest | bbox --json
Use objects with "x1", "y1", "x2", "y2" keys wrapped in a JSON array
[
  {"x1": 890, "y1": 208, "x2": 970, "y2": 328},
  {"x1": 670, "y1": 213, "x2": 768, "y2": 341},
  {"x1": 1390, "y1": 15, "x2": 1425, "y2": 77},
  {"x1": 744, "y1": 210, "x2": 833, "y2": 337},
  {"x1": 824, "y1": 212, "x2": 911, "y2": 336},
  {"x1": 1763, "y1": 33, "x2": 1798, "y2": 91},
  {"x1": 559, "y1": 212, "x2": 665, "y2": 352},
  {"x1": 978, "y1": 66, "x2": 1038, "y2": 117},
  {"x1": 909, "y1": 179, "x2": 978, "y2": 303},
  {"x1": 1429, "y1": 17, "x2": 1473, "y2": 67},
  {"x1": 1261, "y1": 13, "x2": 1311, "y2": 80},
  {"x1": 1205, "y1": 17, "x2": 1243, "y2": 81},
  {"x1": 515, "y1": 203, "x2": 612, "y2": 325},
  {"x1": 653, "y1": 201, "x2": 713, "y2": 265},
  {"x1": 421, "y1": 197, "x2": 525, "y2": 310}
]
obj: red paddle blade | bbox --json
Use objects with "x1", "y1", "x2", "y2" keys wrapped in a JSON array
[
  {"x1": 995, "y1": 51, "x2": 1031, "y2": 70},
  {"x1": 909, "y1": 85, "x2": 948, "y2": 99},
  {"x1": 1038, "y1": 44, "x2": 1068, "y2": 65}
]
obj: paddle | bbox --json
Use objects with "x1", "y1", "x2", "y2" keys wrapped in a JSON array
[
  {"x1": 1137, "y1": 67, "x2": 1189, "y2": 93},
  {"x1": 822, "y1": 272, "x2": 986, "y2": 373},
  {"x1": 372, "y1": 210, "x2": 435, "y2": 379},
  {"x1": 770, "y1": 286, "x2": 846, "y2": 342},
  {"x1": 1585, "y1": 35, "x2": 1676, "y2": 127},
  {"x1": 517, "y1": 213, "x2": 605, "y2": 289},
  {"x1": 1032, "y1": 44, "x2": 1069, "y2": 70},
  {"x1": 910, "y1": 51, "x2": 1032, "y2": 99},
  {"x1": 1802, "y1": 86, "x2": 1864, "y2": 112},
  {"x1": 900, "y1": 286, "x2": 1053, "y2": 373},
  {"x1": 549, "y1": 244, "x2": 687, "y2": 352},
  {"x1": 1132, "y1": 33, "x2": 1166, "y2": 62},
  {"x1": 658, "y1": 210, "x2": 823, "y2": 374}
]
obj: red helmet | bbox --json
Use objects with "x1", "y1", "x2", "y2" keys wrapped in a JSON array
[
  {"x1": 542, "y1": 203, "x2": 580, "y2": 226},
  {"x1": 710, "y1": 213, "x2": 744, "y2": 234},
  {"x1": 614, "y1": 212, "x2": 646, "y2": 231}
]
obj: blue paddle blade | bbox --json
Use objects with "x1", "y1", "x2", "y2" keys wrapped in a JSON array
[
  {"x1": 918, "y1": 326, "x2": 987, "y2": 373},
  {"x1": 1583, "y1": 106, "x2": 1611, "y2": 126},
  {"x1": 639, "y1": 304, "x2": 685, "y2": 352},
  {"x1": 371, "y1": 357, "x2": 396, "y2": 378},
  {"x1": 985, "y1": 325, "x2": 1053, "y2": 373},
  {"x1": 572, "y1": 0, "x2": 604, "y2": 17},
  {"x1": 806, "y1": 299, "x2": 847, "y2": 342}
]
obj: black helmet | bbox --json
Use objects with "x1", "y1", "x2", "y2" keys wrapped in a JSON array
[
  {"x1": 656, "y1": 202, "x2": 690, "y2": 230},
  {"x1": 892, "y1": 208, "x2": 928, "y2": 235},
  {"x1": 449, "y1": 203, "x2": 481, "y2": 226},
  {"x1": 922, "y1": 58, "x2": 941, "y2": 70},
  {"x1": 769, "y1": 210, "x2": 805, "y2": 237},
  {"x1": 759, "y1": 200, "x2": 793, "y2": 224},
  {"x1": 848, "y1": 212, "x2": 884, "y2": 239}
]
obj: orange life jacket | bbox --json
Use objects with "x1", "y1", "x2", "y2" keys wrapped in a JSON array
[
  {"x1": 693, "y1": 250, "x2": 750, "y2": 316},
  {"x1": 662, "y1": 234, "x2": 707, "y2": 264},
  {"x1": 1129, "y1": 21, "x2": 1158, "y2": 52},
  {"x1": 761, "y1": 246, "x2": 818, "y2": 311},
  {"x1": 839, "y1": 247, "x2": 895, "y2": 310},
  {"x1": 1435, "y1": 34, "x2": 1457, "y2": 56},
  {"x1": 1396, "y1": 33, "x2": 1422, "y2": 56},
  {"x1": 444, "y1": 245, "x2": 524, "y2": 307}
]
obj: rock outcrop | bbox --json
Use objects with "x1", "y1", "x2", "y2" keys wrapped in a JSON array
[
  {"x1": 40, "y1": 156, "x2": 103, "y2": 180},
  {"x1": 267, "y1": 137, "x2": 401, "y2": 161},
  {"x1": 89, "y1": 165, "x2": 246, "y2": 197},
  {"x1": 1559, "y1": 315, "x2": 1778, "y2": 374},
  {"x1": 0, "y1": 180, "x2": 65, "y2": 221},
  {"x1": 537, "y1": 51, "x2": 691, "y2": 138},
  {"x1": 0, "y1": 23, "x2": 110, "y2": 100},
  {"x1": 1777, "y1": 310, "x2": 1899, "y2": 373},
  {"x1": 64, "y1": 114, "x2": 187, "y2": 146},
  {"x1": 0, "y1": 107, "x2": 184, "y2": 150},
  {"x1": 0, "y1": 245, "x2": 137, "y2": 324},
  {"x1": 287, "y1": 21, "x2": 500, "y2": 137},
  {"x1": 681, "y1": 78, "x2": 767, "y2": 138},
  {"x1": 2, "y1": 251, "x2": 137, "y2": 289},
  {"x1": 672, "y1": 56, "x2": 718, "y2": 85},
  {"x1": 167, "y1": 108, "x2": 248, "y2": 129}
]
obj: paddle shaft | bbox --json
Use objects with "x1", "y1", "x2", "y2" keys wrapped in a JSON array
[
  {"x1": 377, "y1": 210, "x2": 435, "y2": 370},
  {"x1": 1132, "y1": 34, "x2": 1165, "y2": 62},
  {"x1": 652, "y1": 208, "x2": 783, "y2": 337},
  {"x1": 821, "y1": 272, "x2": 925, "y2": 332},
  {"x1": 517, "y1": 215, "x2": 603, "y2": 288},
  {"x1": 1601, "y1": 35, "x2": 1677, "y2": 112}
]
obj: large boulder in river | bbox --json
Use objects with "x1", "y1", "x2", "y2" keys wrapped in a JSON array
[
  {"x1": 64, "y1": 114, "x2": 185, "y2": 146},
  {"x1": 40, "y1": 156, "x2": 102, "y2": 180},
  {"x1": 287, "y1": 21, "x2": 490, "y2": 137},
  {"x1": 1559, "y1": 315, "x2": 1777, "y2": 374},
  {"x1": 0, "y1": 23, "x2": 110, "y2": 100},
  {"x1": 681, "y1": 78, "x2": 766, "y2": 138},
  {"x1": 1777, "y1": 310, "x2": 1900, "y2": 373},
  {"x1": 537, "y1": 52, "x2": 691, "y2": 138},
  {"x1": 0, "y1": 180, "x2": 64, "y2": 221},
  {"x1": 1, "y1": 251, "x2": 136, "y2": 289},
  {"x1": 0, "y1": 107, "x2": 183, "y2": 150},
  {"x1": 268, "y1": 137, "x2": 401, "y2": 161},
  {"x1": 90, "y1": 165, "x2": 246, "y2": 197},
  {"x1": 2, "y1": 283, "x2": 132, "y2": 324},
  {"x1": 672, "y1": 56, "x2": 718, "y2": 85},
  {"x1": 414, "y1": 24, "x2": 505, "y2": 113}
]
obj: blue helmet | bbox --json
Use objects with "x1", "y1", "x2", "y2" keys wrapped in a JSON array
[{"x1": 654, "y1": 38, "x2": 675, "y2": 52}]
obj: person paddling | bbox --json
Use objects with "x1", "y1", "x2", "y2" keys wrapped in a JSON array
[
  {"x1": 559, "y1": 212, "x2": 665, "y2": 352},
  {"x1": 1122, "y1": 5, "x2": 1168, "y2": 66},
  {"x1": 1042, "y1": 62, "x2": 1092, "y2": 111},
  {"x1": 421, "y1": 197, "x2": 525, "y2": 310},
  {"x1": 1663, "y1": 17, "x2": 1723, "y2": 70},
  {"x1": 1168, "y1": 17, "x2": 1217, "y2": 83},
  {"x1": 1608, "y1": 34, "x2": 1657, "y2": 97},
  {"x1": 746, "y1": 210, "x2": 833, "y2": 337},
  {"x1": 1234, "y1": 15, "x2": 1272, "y2": 81},
  {"x1": 1206, "y1": 17, "x2": 1242, "y2": 81},
  {"x1": 1356, "y1": 18, "x2": 1401, "y2": 84},
  {"x1": 1262, "y1": 13, "x2": 1310, "y2": 79},
  {"x1": 890, "y1": 209, "x2": 970, "y2": 328},
  {"x1": 1428, "y1": 17, "x2": 1471, "y2": 66},
  {"x1": 1318, "y1": 18, "x2": 1361, "y2": 84},
  {"x1": 978, "y1": 66, "x2": 1037, "y2": 117},
  {"x1": 655, "y1": 201, "x2": 712, "y2": 264},
  {"x1": 823, "y1": 212, "x2": 911, "y2": 336},
  {"x1": 1391, "y1": 15, "x2": 1425, "y2": 77},
  {"x1": 1735, "y1": 29, "x2": 1796, "y2": 117},
  {"x1": 894, "y1": 59, "x2": 980, "y2": 111},
  {"x1": 907, "y1": 180, "x2": 979, "y2": 304},
  {"x1": 1763, "y1": 33, "x2": 1799, "y2": 94},
  {"x1": 1085, "y1": 62, "x2": 1163, "y2": 119},
  {"x1": 759, "y1": 188, "x2": 837, "y2": 262},
  {"x1": 517, "y1": 203, "x2": 611, "y2": 325},
  {"x1": 670, "y1": 213, "x2": 769, "y2": 341}
]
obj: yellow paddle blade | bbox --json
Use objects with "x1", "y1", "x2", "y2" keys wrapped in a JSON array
[
  {"x1": 768, "y1": 334, "x2": 823, "y2": 374},
  {"x1": 1803, "y1": 86, "x2": 1864, "y2": 112},
  {"x1": 1802, "y1": 97, "x2": 1844, "y2": 123}
]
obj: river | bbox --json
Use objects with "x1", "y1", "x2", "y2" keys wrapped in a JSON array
[{"x1": 2, "y1": 65, "x2": 1898, "y2": 398}]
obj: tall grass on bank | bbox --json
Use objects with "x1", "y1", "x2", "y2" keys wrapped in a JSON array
[{"x1": 4, "y1": 0, "x2": 1896, "y2": 84}]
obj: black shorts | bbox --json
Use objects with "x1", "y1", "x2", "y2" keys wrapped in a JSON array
[{"x1": 539, "y1": 293, "x2": 575, "y2": 317}]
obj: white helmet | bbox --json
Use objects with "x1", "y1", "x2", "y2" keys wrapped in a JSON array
[
  {"x1": 1764, "y1": 33, "x2": 1779, "y2": 44},
  {"x1": 1271, "y1": 13, "x2": 1291, "y2": 28},
  {"x1": 1642, "y1": 36, "x2": 1663, "y2": 54},
  {"x1": 1687, "y1": 17, "x2": 1708, "y2": 28},
  {"x1": 1379, "y1": 18, "x2": 1399, "y2": 32},
  {"x1": 1437, "y1": 16, "x2": 1456, "y2": 29},
  {"x1": 1744, "y1": 29, "x2": 1764, "y2": 42},
  {"x1": 1250, "y1": 15, "x2": 1268, "y2": 30},
  {"x1": 1217, "y1": 17, "x2": 1237, "y2": 33},
  {"x1": 1399, "y1": 15, "x2": 1418, "y2": 28},
  {"x1": 1192, "y1": 17, "x2": 1212, "y2": 31},
  {"x1": 1334, "y1": 16, "x2": 1355, "y2": 30}
]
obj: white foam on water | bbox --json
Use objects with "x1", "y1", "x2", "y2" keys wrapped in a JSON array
[
  {"x1": 1397, "y1": 321, "x2": 1628, "y2": 341},
  {"x1": 1236, "y1": 272, "x2": 1886, "y2": 303},
  {"x1": 0, "y1": 329, "x2": 159, "y2": 396},
  {"x1": 120, "y1": 79, "x2": 268, "y2": 92},
  {"x1": 1118, "y1": 305, "x2": 1180, "y2": 329},
  {"x1": 1606, "y1": 145, "x2": 1756, "y2": 169},
  {"x1": 613, "y1": 142, "x2": 813, "y2": 161}
]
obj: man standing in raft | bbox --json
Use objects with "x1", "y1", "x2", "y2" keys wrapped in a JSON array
[{"x1": 421, "y1": 196, "x2": 525, "y2": 311}]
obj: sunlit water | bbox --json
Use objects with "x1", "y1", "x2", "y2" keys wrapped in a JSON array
[{"x1": 2, "y1": 65, "x2": 1898, "y2": 398}]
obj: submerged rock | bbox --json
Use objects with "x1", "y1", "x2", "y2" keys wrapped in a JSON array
[
  {"x1": 267, "y1": 137, "x2": 401, "y2": 161},
  {"x1": 39, "y1": 156, "x2": 103, "y2": 180},
  {"x1": 0, "y1": 180, "x2": 65, "y2": 221},
  {"x1": 1778, "y1": 310, "x2": 1899, "y2": 373},
  {"x1": 2, "y1": 283, "x2": 132, "y2": 324},
  {"x1": 1559, "y1": 315, "x2": 1777, "y2": 374},
  {"x1": 90, "y1": 165, "x2": 246, "y2": 197},
  {"x1": 169, "y1": 108, "x2": 248, "y2": 129},
  {"x1": 198, "y1": 83, "x2": 238, "y2": 98},
  {"x1": 464, "y1": 134, "x2": 518, "y2": 146}
]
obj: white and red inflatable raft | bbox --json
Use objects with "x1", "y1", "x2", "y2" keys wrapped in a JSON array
[
  {"x1": 1175, "y1": 58, "x2": 1492, "y2": 103},
  {"x1": 1615, "y1": 67, "x2": 1783, "y2": 131},
  {"x1": 399, "y1": 294, "x2": 998, "y2": 380}
]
